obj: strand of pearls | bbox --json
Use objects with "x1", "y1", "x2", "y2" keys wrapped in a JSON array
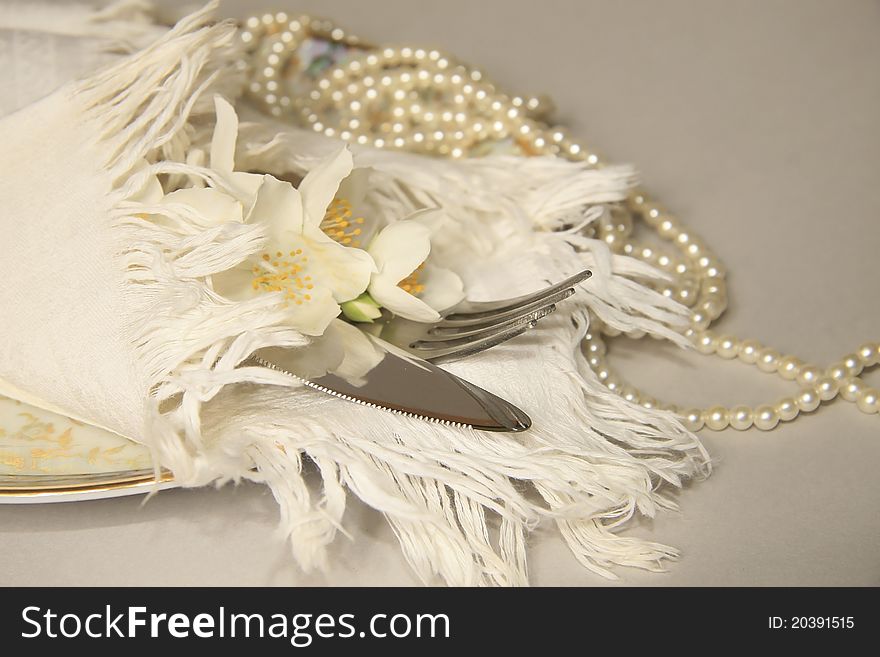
[
  {"x1": 585, "y1": 322, "x2": 879, "y2": 430},
  {"x1": 240, "y1": 12, "x2": 879, "y2": 429},
  {"x1": 239, "y1": 13, "x2": 567, "y2": 158}
]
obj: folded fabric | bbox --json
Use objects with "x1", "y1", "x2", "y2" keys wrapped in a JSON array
[
  {"x1": 0, "y1": 2, "x2": 709, "y2": 585},
  {"x1": 0, "y1": 0, "x2": 163, "y2": 116}
]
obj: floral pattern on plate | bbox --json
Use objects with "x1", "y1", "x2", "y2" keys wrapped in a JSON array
[{"x1": 0, "y1": 395, "x2": 152, "y2": 477}]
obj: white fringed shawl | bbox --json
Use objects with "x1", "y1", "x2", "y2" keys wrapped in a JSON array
[
  {"x1": 0, "y1": 2, "x2": 709, "y2": 585},
  {"x1": 0, "y1": 0, "x2": 163, "y2": 116}
]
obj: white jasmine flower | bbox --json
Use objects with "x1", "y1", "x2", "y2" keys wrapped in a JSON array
[
  {"x1": 366, "y1": 210, "x2": 465, "y2": 322},
  {"x1": 213, "y1": 147, "x2": 376, "y2": 336},
  {"x1": 157, "y1": 96, "x2": 263, "y2": 222}
]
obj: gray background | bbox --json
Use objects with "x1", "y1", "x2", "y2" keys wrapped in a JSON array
[{"x1": 1, "y1": 0, "x2": 878, "y2": 585}]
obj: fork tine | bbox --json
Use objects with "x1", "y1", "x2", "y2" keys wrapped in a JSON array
[
  {"x1": 411, "y1": 319, "x2": 539, "y2": 363},
  {"x1": 426, "y1": 303, "x2": 558, "y2": 339},
  {"x1": 445, "y1": 269, "x2": 591, "y2": 320},
  {"x1": 438, "y1": 287, "x2": 575, "y2": 328},
  {"x1": 411, "y1": 303, "x2": 556, "y2": 354}
]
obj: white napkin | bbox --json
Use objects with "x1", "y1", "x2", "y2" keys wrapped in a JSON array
[
  {"x1": 0, "y1": 2, "x2": 708, "y2": 585},
  {"x1": 0, "y1": 1, "x2": 163, "y2": 116}
]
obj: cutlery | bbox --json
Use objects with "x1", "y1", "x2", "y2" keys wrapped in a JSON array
[
  {"x1": 377, "y1": 269, "x2": 591, "y2": 363},
  {"x1": 253, "y1": 333, "x2": 532, "y2": 432}
]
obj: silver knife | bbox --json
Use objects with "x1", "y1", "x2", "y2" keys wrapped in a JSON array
[{"x1": 252, "y1": 333, "x2": 531, "y2": 432}]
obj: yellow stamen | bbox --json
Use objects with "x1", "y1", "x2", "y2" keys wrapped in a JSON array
[
  {"x1": 251, "y1": 248, "x2": 317, "y2": 305},
  {"x1": 398, "y1": 263, "x2": 427, "y2": 296},
  {"x1": 320, "y1": 197, "x2": 369, "y2": 246}
]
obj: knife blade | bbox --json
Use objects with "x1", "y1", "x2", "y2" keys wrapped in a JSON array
[{"x1": 252, "y1": 333, "x2": 531, "y2": 432}]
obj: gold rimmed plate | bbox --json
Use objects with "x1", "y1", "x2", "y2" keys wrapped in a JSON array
[{"x1": 0, "y1": 395, "x2": 174, "y2": 503}]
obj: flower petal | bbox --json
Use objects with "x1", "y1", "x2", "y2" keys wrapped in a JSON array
[
  {"x1": 336, "y1": 166, "x2": 371, "y2": 209},
  {"x1": 211, "y1": 263, "x2": 256, "y2": 301},
  {"x1": 212, "y1": 261, "x2": 340, "y2": 337},
  {"x1": 160, "y1": 187, "x2": 243, "y2": 224},
  {"x1": 282, "y1": 284, "x2": 341, "y2": 336},
  {"x1": 228, "y1": 171, "x2": 265, "y2": 213},
  {"x1": 298, "y1": 146, "x2": 353, "y2": 228},
  {"x1": 367, "y1": 221, "x2": 432, "y2": 283},
  {"x1": 259, "y1": 319, "x2": 384, "y2": 383},
  {"x1": 127, "y1": 159, "x2": 164, "y2": 203},
  {"x1": 417, "y1": 264, "x2": 466, "y2": 312},
  {"x1": 210, "y1": 95, "x2": 238, "y2": 172},
  {"x1": 329, "y1": 319, "x2": 386, "y2": 385},
  {"x1": 369, "y1": 276, "x2": 441, "y2": 322},
  {"x1": 245, "y1": 175, "x2": 304, "y2": 243},
  {"x1": 257, "y1": 331, "x2": 344, "y2": 380},
  {"x1": 334, "y1": 167, "x2": 381, "y2": 245},
  {"x1": 306, "y1": 237, "x2": 375, "y2": 303},
  {"x1": 131, "y1": 175, "x2": 165, "y2": 204}
]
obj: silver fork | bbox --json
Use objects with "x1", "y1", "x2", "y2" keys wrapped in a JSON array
[{"x1": 373, "y1": 269, "x2": 592, "y2": 363}]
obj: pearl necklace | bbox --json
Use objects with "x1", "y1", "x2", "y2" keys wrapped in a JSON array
[{"x1": 238, "y1": 11, "x2": 879, "y2": 430}]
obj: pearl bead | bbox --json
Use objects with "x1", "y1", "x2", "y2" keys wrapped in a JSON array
[
  {"x1": 729, "y1": 406, "x2": 754, "y2": 430},
  {"x1": 737, "y1": 339, "x2": 762, "y2": 364},
  {"x1": 826, "y1": 362, "x2": 849, "y2": 382},
  {"x1": 840, "y1": 378, "x2": 865, "y2": 402},
  {"x1": 643, "y1": 203, "x2": 664, "y2": 222},
  {"x1": 856, "y1": 388, "x2": 879, "y2": 414},
  {"x1": 641, "y1": 397, "x2": 657, "y2": 410},
  {"x1": 708, "y1": 294, "x2": 728, "y2": 313},
  {"x1": 776, "y1": 356, "x2": 802, "y2": 381},
  {"x1": 704, "y1": 264, "x2": 724, "y2": 279},
  {"x1": 795, "y1": 389, "x2": 820, "y2": 413},
  {"x1": 841, "y1": 353, "x2": 863, "y2": 376},
  {"x1": 586, "y1": 341, "x2": 605, "y2": 356},
  {"x1": 629, "y1": 192, "x2": 649, "y2": 208},
  {"x1": 694, "y1": 331, "x2": 716, "y2": 354},
  {"x1": 682, "y1": 409, "x2": 704, "y2": 431},
  {"x1": 775, "y1": 397, "x2": 799, "y2": 422},
  {"x1": 658, "y1": 218, "x2": 678, "y2": 237},
  {"x1": 754, "y1": 405, "x2": 780, "y2": 431},
  {"x1": 796, "y1": 365, "x2": 821, "y2": 387},
  {"x1": 704, "y1": 406, "x2": 729, "y2": 430},
  {"x1": 813, "y1": 376, "x2": 840, "y2": 401},
  {"x1": 622, "y1": 386, "x2": 640, "y2": 403},
  {"x1": 690, "y1": 311, "x2": 711, "y2": 331},
  {"x1": 857, "y1": 342, "x2": 879, "y2": 366},
  {"x1": 701, "y1": 297, "x2": 725, "y2": 318},
  {"x1": 756, "y1": 348, "x2": 780, "y2": 373},
  {"x1": 716, "y1": 335, "x2": 738, "y2": 359}
]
